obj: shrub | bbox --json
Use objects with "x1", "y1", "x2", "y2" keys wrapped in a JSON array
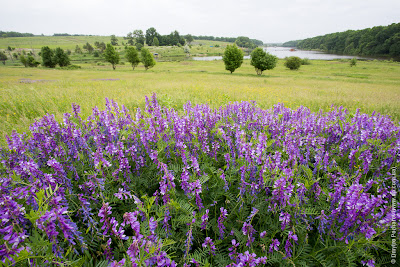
[
  {"x1": 93, "y1": 51, "x2": 100, "y2": 57},
  {"x1": 0, "y1": 95, "x2": 397, "y2": 266},
  {"x1": 26, "y1": 55, "x2": 40, "y2": 67},
  {"x1": 301, "y1": 58, "x2": 311, "y2": 65},
  {"x1": 284, "y1": 56, "x2": 302, "y2": 70},
  {"x1": 350, "y1": 57, "x2": 357, "y2": 67},
  {"x1": 250, "y1": 48, "x2": 277, "y2": 75}
]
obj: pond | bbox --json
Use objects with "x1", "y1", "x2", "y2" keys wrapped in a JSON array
[{"x1": 191, "y1": 47, "x2": 377, "y2": 61}]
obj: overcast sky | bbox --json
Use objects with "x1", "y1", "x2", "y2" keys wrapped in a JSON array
[{"x1": 1, "y1": 0, "x2": 399, "y2": 43}]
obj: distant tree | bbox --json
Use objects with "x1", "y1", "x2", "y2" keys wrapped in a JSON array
[
  {"x1": 184, "y1": 45, "x2": 190, "y2": 56},
  {"x1": 145, "y1": 27, "x2": 159, "y2": 45},
  {"x1": 27, "y1": 55, "x2": 40, "y2": 67},
  {"x1": 111, "y1": 35, "x2": 118, "y2": 46},
  {"x1": 140, "y1": 48, "x2": 156, "y2": 70},
  {"x1": 7, "y1": 46, "x2": 13, "y2": 51},
  {"x1": 0, "y1": 51, "x2": 7, "y2": 65},
  {"x1": 126, "y1": 32, "x2": 134, "y2": 46},
  {"x1": 185, "y1": 34, "x2": 194, "y2": 45},
  {"x1": 133, "y1": 30, "x2": 145, "y2": 45},
  {"x1": 250, "y1": 48, "x2": 277, "y2": 75},
  {"x1": 20, "y1": 55, "x2": 28, "y2": 67},
  {"x1": 13, "y1": 53, "x2": 18, "y2": 59},
  {"x1": 135, "y1": 43, "x2": 143, "y2": 51},
  {"x1": 54, "y1": 47, "x2": 70, "y2": 67},
  {"x1": 83, "y1": 42, "x2": 94, "y2": 54},
  {"x1": 284, "y1": 56, "x2": 302, "y2": 70},
  {"x1": 350, "y1": 57, "x2": 357, "y2": 67},
  {"x1": 235, "y1": 36, "x2": 257, "y2": 49},
  {"x1": 75, "y1": 45, "x2": 82, "y2": 54},
  {"x1": 222, "y1": 44, "x2": 244, "y2": 73},
  {"x1": 94, "y1": 41, "x2": 106, "y2": 52},
  {"x1": 125, "y1": 47, "x2": 140, "y2": 70},
  {"x1": 41, "y1": 46, "x2": 56, "y2": 68},
  {"x1": 153, "y1": 37, "x2": 159, "y2": 47},
  {"x1": 104, "y1": 44, "x2": 120, "y2": 70}
]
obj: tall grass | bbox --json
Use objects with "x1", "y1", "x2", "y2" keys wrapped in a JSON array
[{"x1": 1, "y1": 59, "x2": 399, "y2": 144}]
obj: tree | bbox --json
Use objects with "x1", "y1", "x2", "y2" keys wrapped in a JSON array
[
  {"x1": 284, "y1": 56, "x2": 302, "y2": 70},
  {"x1": 41, "y1": 46, "x2": 56, "y2": 68},
  {"x1": 20, "y1": 55, "x2": 28, "y2": 67},
  {"x1": 125, "y1": 47, "x2": 140, "y2": 70},
  {"x1": 145, "y1": 27, "x2": 159, "y2": 45},
  {"x1": 185, "y1": 34, "x2": 194, "y2": 45},
  {"x1": 141, "y1": 48, "x2": 156, "y2": 70},
  {"x1": 27, "y1": 55, "x2": 40, "y2": 67},
  {"x1": 250, "y1": 48, "x2": 277, "y2": 75},
  {"x1": 235, "y1": 36, "x2": 257, "y2": 49},
  {"x1": 126, "y1": 32, "x2": 134, "y2": 46},
  {"x1": 222, "y1": 44, "x2": 244, "y2": 73},
  {"x1": 104, "y1": 44, "x2": 120, "y2": 70},
  {"x1": 135, "y1": 43, "x2": 143, "y2": 51},
  {"x1": 153, "y1": 37, "x2": 159, "y2": 47},
  {"x1": 95, "y1": 41, "x2": 106, "y2": 52},
  {"x1": 75, "y1": 45, "x2": 82, "y2": 54},
  {"x1": 111, "y1": 35, "x2": 118, "y2": 46},
  {"x1": 83, "y1": 42, "x2": 94, "y2": 54},
  {"x1": 0, "y1": 51, "x2": 7, "y2": 65},
  {"x1": 133, "y1": 30, "x2": 145, "y2": 45},
  {"x1": 54, "y1": 47, "x2": 70, "y2": 67}
]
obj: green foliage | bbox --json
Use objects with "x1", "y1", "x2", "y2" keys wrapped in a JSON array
[
  {"x1": 141, "y1": 48, "x2": 156, "y2": 70},
  {"x1": 110, "y1": 35, "x2": 118, "y2": 46},
  {"x1": 301, "y1": 57, "x2": 311, "y2": 65},
  {"x1": 222, "y1": 44, "x2": 244, "y2": 73},
  {"x1": 250, "y1": 48, "x2": 278, "y2": 75},
  {"x1": 40, "y1": 46, "x2": 56, "y2": 68},
  {"x1": 145, "y1": 27, "x2": 159, "y2": 45},
  {"x1": 103, "y1": 44, "x2": 120, "y2": 70},
  {"x1": 135, "y1": 43, "x2": 143, "y2": 51},
  {"x1": 235, "y1": 36, "x2": 257, "y2": 49},
  {"x1": 0, "y1": 51, "x2": 7, "y2": 65},
  {"x1": 93, "y1": 51, "x2": 100, "y2": 57},
  {"x1": 125, "y1": 47, "x2": 140, "y2": 70},
  {"x1": 185, "y1": 34, "x2": 194, "y2": 45},
  {"x1": 20, "y1": 55, "x2": 27, "y2": 67},
  {"x1": 297, "y1": 22, "x2": 400, "y2": 57},
  {"x1": 153, "y1": 37, "x2": 159, "y2": 47},
  {"x1": 284, "y1": 56, "x2": 302, "y2": 70},
  {"x1": 133, "y1": 29, "x2": 145, "y2": 45},
  {"x1": 83, "y1": 42, "x2": 94, "y2": 54},
  {"x1": 27, "y1": 55, "x2": 40, "y2": 67},
  {"x1": 54, "y1": 47, "x2": 70, "y2": 67},
  {"x1": 350, "y1": 57, "x2": 357, "y2": 67},
  {"x1": 75, "y1": 45, "x2": 82, "y2": 54}
]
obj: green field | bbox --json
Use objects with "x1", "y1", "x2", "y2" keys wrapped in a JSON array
[{"x1": 1, "y1": 57, "x2": 400, "y2": 145}]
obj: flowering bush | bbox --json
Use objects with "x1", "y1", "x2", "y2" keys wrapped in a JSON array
[{"x1": 0, "y1": 94, "x2": 399, "y2": 266}]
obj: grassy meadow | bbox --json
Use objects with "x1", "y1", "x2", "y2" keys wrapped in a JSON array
[{"x1": 1, "y1": 56, "x2": 400, "y2": 145}]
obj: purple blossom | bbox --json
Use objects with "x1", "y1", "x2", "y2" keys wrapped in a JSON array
[
  {"x1": 218, "y1": 207, "x2": 228, "y2": 239},
  {"x1": 202, "y1": 237, "x2": 216, "y2": 255}
]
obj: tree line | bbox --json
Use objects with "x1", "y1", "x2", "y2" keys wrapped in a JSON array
[
  {"x1": 192, "y1": 35, "x2": 264, "y2": 46},
  {"x1": 0, "y1": 31, "x2": 35, "y2": 38},
  {"x1": 286, "y1": 23, "x2": 400, "y2": 57}
]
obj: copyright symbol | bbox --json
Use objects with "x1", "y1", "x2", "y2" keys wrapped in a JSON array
[{"x1": 392, "y1": 259, "x2": 396, "y2": 264}]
